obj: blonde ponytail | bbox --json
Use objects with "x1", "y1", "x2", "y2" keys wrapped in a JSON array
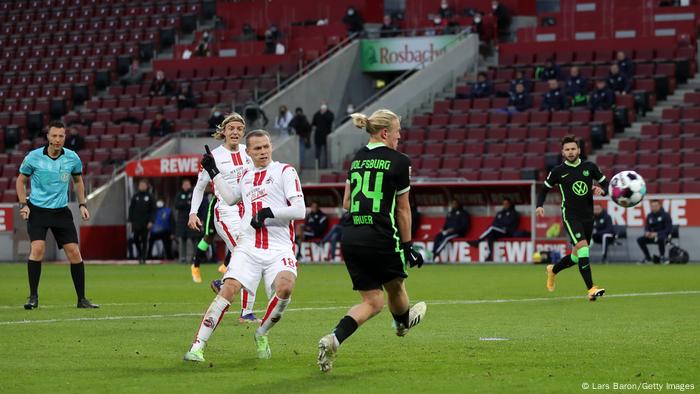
[
  {"x1": 351, "y1": 113, "x2": 368, "y2": 130},
  {"x1": 351, "y1": 109, "x2": 400, "y2": 135}
]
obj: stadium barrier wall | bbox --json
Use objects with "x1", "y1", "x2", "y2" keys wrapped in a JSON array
[{"x1": 327, "y1": 34, "x2": 479, "y2": 169}]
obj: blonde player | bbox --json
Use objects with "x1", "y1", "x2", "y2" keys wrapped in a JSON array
[
  {"x1": 184, "y1": 130, "x2": 306, "y2": 362},
  {"x1": 188, "y1": 113, "x2": 259, "y2": 322}
]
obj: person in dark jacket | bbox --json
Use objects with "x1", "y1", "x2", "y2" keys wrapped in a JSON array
[
  {"x1": 342, "y1": 6, "x2": 364, "y2": 36},
  {"x1": 607, "y1": 64, "x2": 631, "y2": 94},
  {"x1": 616, "y1": 51, "x2": 635, "y2": 78},
  {"x1": 592, "y1": 204, "x2": 615, "y2": 262},
  {"x1": 175, "y1": 179, "x2": 199, "y2": 263},
  {"x1": 470, "y1": 72, "x2": 492, "y2": 99},
  {"x1": 589, "y1": 79, "x2": 616, "y2": 111},
  {"x1": 564, "y1": 66, "x2": 588, "y2": 107},
  {"x1": 538, "y1": 58, "x2": 561, "y2": 81},
  {"x1": 149, "y1": 112, "x2": 173, "y2": 137},
  {"x1": 541, "y1": 79, "x2": 566, "y2": 111},
  {"x1": 491, "y1": 1, "x2": 511, "y2": 41},
  {"x1": 289, "y1": 107, "x2": 312, "y2": 167},
  {"x1": 174, "y1": 82, "x2": 196, "y2": 110},
  {"x1": 637, "y1": 199, "x2": 674, "y2": 263},
  {"x1": 149, "y1": 199, "x2": 175, "y2": 259},
  {"x1": 149, "y1": 70, "x2": 171, "y2": 97},
  {"x1": 432, "y1": 200, "x2": 471, "y2": 259},
  {"x1": 468, "y1": 197, "x2": 520, "y2": 261},
  {"x1": 128, "y1": 179, "x2": 156, "y2": 264},
  {"x1": 509, "y1": 69, "x2": 531, "y2": 94},
  {"x1": 295, "y1": 201, "x2": 328, "y2": 259},
  {"x1": 312, "y1": 103, "x2": 334, "y2": 168},
  {"x1": 379, "y1": 14, "x2": 400, "y2": 38},
  {"x1": 65, "y1": 127, "x2": 85, "y2": 152},
  {"x1": 508, "y1": 83, "x2": 532, "y2": 112}
]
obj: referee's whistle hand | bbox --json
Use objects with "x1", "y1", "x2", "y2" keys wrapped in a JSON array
[
  {"x1": 80, "y1": 206, "x2": 90, "y2": 221},
  {"x1": 20, "y1": 206, "x2": 30, "y2": 221}
]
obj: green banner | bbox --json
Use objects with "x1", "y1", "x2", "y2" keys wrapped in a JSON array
[{"x1": 361, "y1": 35, "x2": 456, "y2": 72}]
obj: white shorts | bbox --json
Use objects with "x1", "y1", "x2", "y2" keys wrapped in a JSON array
[
  {"x1": 214, "y1": 205, "x2": 241, "y2": 253},
  {"x1": 223, "y1": 247, "x2": 298, "y2": 299}
]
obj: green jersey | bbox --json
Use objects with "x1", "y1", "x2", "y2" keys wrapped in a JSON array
[
  {"x1": 543, "y1": 159, "x2": 606, "y2": 220},
  {"x1": 341, "y1": 142, "x2": 411, "y2": 251}
]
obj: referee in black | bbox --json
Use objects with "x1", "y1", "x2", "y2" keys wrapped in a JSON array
[
  {"x1": 317, "y1": 109, "x2": 426, "y2": 373},
  {"x1": 536, "y1": 135, "x2": 610, "y2": 301},
  {"x1": 16, "y1": 121, "x2": 99, "y2": 309}
]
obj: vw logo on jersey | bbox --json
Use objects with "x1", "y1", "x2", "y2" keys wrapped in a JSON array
[{"x1": 572, "y1": 181, "x2": 588, "y2": 196}]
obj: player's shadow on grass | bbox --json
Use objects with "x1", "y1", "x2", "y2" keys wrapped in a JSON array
[{"x1": 237, "y1": 368, "x2": 383, "y2": 393}]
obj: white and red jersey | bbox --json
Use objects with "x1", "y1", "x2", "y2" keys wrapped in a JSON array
[
  {"x1": 190, "y1": 143, "x2": 253, "y2": 217},
  {"x1": 238, "y1": 161, "x2": 305, "y2": 252}
]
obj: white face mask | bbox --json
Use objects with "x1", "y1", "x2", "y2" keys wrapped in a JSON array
[
  {"x1": 474, "y1": 16, "x2": 482, "y2": 23},
  {"x1": 347, "y1": 9, "x2": 354, "y2": 16},
  {"x1": 441, "y1": 3, "x2": 448, "y2": 9},
  {"x1": 320, "y1": 104, "x2": 328, "y2": 111},
  {"x1": 346, "y1": 105, "x2": 354, "y2": 114},
  {"x1": 156, "y1": 200, "x2": 164, "y2": 208}
]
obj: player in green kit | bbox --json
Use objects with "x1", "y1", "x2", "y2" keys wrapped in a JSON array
[
  {"x1": 317, "y1": 109, "x2": 426, "y2": 373},
  {"x1": 536, "y1": 135, "x2": 610, "y2": 301}
]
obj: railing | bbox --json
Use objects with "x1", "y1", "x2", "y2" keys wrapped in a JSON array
[
  {"x1": 350, "y1": 28, "x2": 473, "y2": 121},
  {"x1": 255, "y1": 32, "x2": 359, "y2": 104}
]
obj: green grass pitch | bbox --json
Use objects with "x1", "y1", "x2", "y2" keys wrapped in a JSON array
[{"x1": 1, "y1": 263, "x2": 698, "y2": 393}]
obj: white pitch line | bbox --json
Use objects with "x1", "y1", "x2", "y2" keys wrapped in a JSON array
[{"x1": 1, "y1": 290, "x2": 698, "y2": 326}]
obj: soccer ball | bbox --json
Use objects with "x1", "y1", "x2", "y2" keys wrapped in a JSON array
[{"x1": 609, "y1": 171, "x2": 647, "y2": 208}]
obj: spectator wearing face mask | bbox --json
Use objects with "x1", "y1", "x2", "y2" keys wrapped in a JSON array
[
  {"x1": 274, "y1": 105, "x2": 294, "y2": 135},
  {"x1": 289, "y1": 107, "x2": 312, "y2": 166},
  {"x1": 438, "y1": 0, "x2": 455, "y2": 19},
  {"x1": 312, "y1": 102, "x2": 334, "y2": 168},
  {"x1": 490, "y1": 1, "x2": 511, "y2": 41},
  {"x1": 149, "y1": 70, "x2": 172, "y2": 97},
  {"x1": 208, "y1": 107, "x2": 225, "y2": 129},
  {"x1": 264, "y1": 25, "x2": 280, "y2": 54},
  {"x1": 342, "y1": 6, "x2": 364, "y2": 36}
]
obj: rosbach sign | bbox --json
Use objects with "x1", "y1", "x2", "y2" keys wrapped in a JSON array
[{"x1": 361, "y1": 35, "x2": 455, "y2": 72}]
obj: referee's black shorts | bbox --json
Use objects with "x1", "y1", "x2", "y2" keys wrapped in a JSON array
[
  {"x1": 27, "y1": 202, "x2": 79, "y2": 249},
  {"x1": 562, "y1": 217, "x2": 593, "y2": 245},
  {"x1": 341, "y1": 244, "x2": 408, "y2": 291}
]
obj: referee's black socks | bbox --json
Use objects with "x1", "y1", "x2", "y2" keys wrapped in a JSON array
[
  {"x1": 333, "y1": 316, "x2": 359, "y2": 345},
  {"x1": 27, "y1": 259, "x2": 41, "y2": 297},
  {"x1": 70, "y1": 262, "x2": 85, "y2": 300}
]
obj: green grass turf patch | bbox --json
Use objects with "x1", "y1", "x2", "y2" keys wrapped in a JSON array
[{"x1": 0, "y1": 263, "x2": 698, "y2": 393}]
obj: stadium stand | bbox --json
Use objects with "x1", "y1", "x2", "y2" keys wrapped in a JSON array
[{"x1": 0, "y1": 0, "x2": 372, "y2": 202}]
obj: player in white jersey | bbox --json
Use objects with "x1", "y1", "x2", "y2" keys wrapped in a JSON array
[
  {"x1": 184, "y1": 130, "x2": 306, "y2": 362},
  {"x1": 187, "y1": 113, "x2": 260, "y2": 323}
]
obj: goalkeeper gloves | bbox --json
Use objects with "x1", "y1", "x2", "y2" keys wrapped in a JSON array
[
  {"x1": 401, "y1": 242, "x2": 424, "y2": 268},
  {"x1": 251, "y1": 207, "x2": 274, "y2": 229}
]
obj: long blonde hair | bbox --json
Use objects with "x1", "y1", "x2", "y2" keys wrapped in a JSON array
[
  {"x1": 350, "y1": 109, "x2": 400, "y2": 135},
  {"x1": 212, "y1": 112, "x2": 245, "y2": 140}
]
